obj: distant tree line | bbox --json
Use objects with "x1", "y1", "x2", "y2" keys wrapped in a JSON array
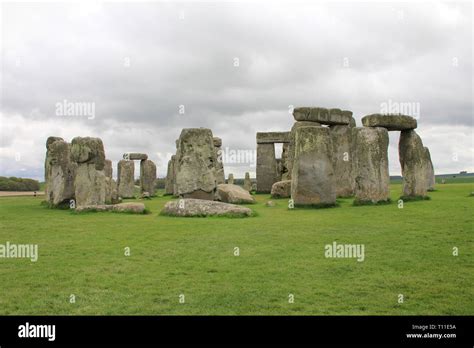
[{"x1": 0, "y1": 176, "x2": 40, "y2": 191}]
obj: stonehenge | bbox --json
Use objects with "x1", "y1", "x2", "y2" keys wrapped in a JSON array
[
  {"x1": 43, "y1": 107, "x2": 434, "y2": 215},
  {"x1": 161, "y1": 198, "x2": 253, "y2": 217},
  {"x1": 255, "y1": 107, "x2": 433, "y2": 207}
]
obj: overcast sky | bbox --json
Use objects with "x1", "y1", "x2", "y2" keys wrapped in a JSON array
[{"x1": 1, "y1": 0, "x2": 472, "y2": 180}]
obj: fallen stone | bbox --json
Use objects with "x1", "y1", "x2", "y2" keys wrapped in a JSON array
[
  {"x1": 362, "y1": 114, "x2": 417, "y2": 131},
  {"x1": 265, "y1": 200, "x2": 276, "y2": 207},
  {"x1": 293, "y1": 107, "x2": 351, "y2": 125},
  {"x1": 271, "y1": 180, "x2": 291, "y2": 198},
  {"x1": 352, "y1": 127, "x2": 390, "y2": 204},
  {"x1": 291, "y1": 126, "x2": 336, "y2": 206},
  {"x1": 161, "y1": 198, "x2": 253, "y2": 217},
  {"x1": 216, "y1": 184, "x2": 255, "y2": 204},
  {"x1": 75, "y1": 202, "x2": 146, "y2": 214}
]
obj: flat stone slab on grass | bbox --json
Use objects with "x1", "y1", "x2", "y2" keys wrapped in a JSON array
[
  {"x1": 161, "y1": 198, "x2": 253, "y2": 217},
  {"x1": 75, "y1": 202, "x2": 146, "y2": 214},
  {"x1": 216, "y1": 184, "x2": 255, "y2": 204},
  {"x1": 361, "y1": 114, "x2": 417, "y2": 131},
  {"x1": 293, "y1": 107, "x2": 352, "y2": 125}
]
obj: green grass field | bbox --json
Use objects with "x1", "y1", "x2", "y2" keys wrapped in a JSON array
[{"x1": 0, "y1": 181, "x2": 472, "y2": 315}]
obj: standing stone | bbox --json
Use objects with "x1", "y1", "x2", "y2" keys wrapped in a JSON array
[
  {"x1": 175, "y1": 128, "x2": 217, "y2": 200},
  {"x1": 104, "y1": 159, "x2": 117, "y2": 204},
  {"x1": 287, "y1": 121, "x2": 321, "y2": 180},
  {"x1": 424, "y1": 147, "x2": 435, "y2": 191},
  {"x1": 117, "y1": 160, "x2": 135, "y2": 199},
  {"x1": 330, "y1": 123, "x2": 355, "y2": 197},
  {"x1": 213, "y1": 137, "x2": 225, "y2": 185},
  {"x1": 399, "y1": 130, "x2": 429, "y2": 199},
  {"x1": 243, "y1": 172, "x2": 252, "y2": 191},
  {"x1": 140, "y1": 159, "x2": 157, "y2": 196},
  {"x1": 352, "y1": 127, "x2": 390, "y2": 204},
  {"x1": 280, "y1": 143, "x2": 290, "y2": 180},
  {"x1": 227, "y1": 173, "x2": 234, "y2": 185},
  {"x1": 164, "y1": 156, "x2": 176, "y2": 195},
  {"x1": 291, "y1": 126, "x2": 336, "y2": 206},
  {"x1": 44, "y1": 137, "x2": 76, "y2": 206},
  {"x1": 256, "y1": 143, "x2": 279, "y2": 193},
  {"x1": 70, "y1": 137, "x2": 107, "y2": 207}
]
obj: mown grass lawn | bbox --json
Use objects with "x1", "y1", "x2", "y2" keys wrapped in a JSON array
[{"x1": 0, "y1": 181, "x2": 472, "y2": 315}]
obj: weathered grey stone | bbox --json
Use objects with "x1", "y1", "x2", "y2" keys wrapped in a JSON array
[
  {"x1": 352, "y1": 127, "x2": 390, "y2": 204},
  {"x1": 216, "y1": 184, "x2": 255, "y2": 204},
  {"x1": 124, "y1": 153, "x2": 148, "y2": 160},
  {"x1": 74, "y1": 163, "x2": 106, "y2": 207},
  {"x1": 362, "y1": 114, "x2": 417, "y2": 131},
  {"x1": 256, "y1": 143, "x2": 279, "y2": 193},
  {"x1": 105, "y1": 178, "x2": 119, "y2": 204},
  {"x1": 265, "y1": 200, "x2": 276, "y2": 207},
  {"x1": 175, "y1": 128, "x2": 217, "y2": 200},
  {"x1": 70, "y1": 137, "x2": 105, "y2": 170},
  {"x1": 399, "y1": 130, "x2": 429, "y2": 198},
  {"x1": 281, "y1": 143, "x2": 290, "y2": 180},
  {"x1": 104, "y1": 159, "x2": 113, "y2": 178},
  {"x1": 227, "y1": 173, "x2": 234, "y2": 185},
  {"x1": 330, "y1": 124, "x2": 355, "y2": 197},
  {"x1": 164, "y1": 156, "x2": 176, "y2": 195},
  {"x1": 117, "y1": 160, "x2": 135, "y2": 198},
  {"x1": 161, "y1": 198, "x2": 252, "y2": 217},
  {"x1": 76, "y1": 202, "x2": 145, "y2": 214},
  {"x1": 291, "y1": 127, "x2": 336, "y2": 206},
  {"x1": 287, "y1": 121, "x2": 321, "y2": 180},
  {"x1": 271, "y1": 180, "x2": 291, "y2": 198},
  {"x1": 140, "y1": 159, "x2": 156, "y2": 196},
  {"x1": 45, "y1": 138, "x2": 76, "y2": 206},
  {"x1": 243, "y1": 172, "x2": 252, "y2": 191},
  {"x1": 256, "y1": 132, "x2": 291, "y2": 144},
  {"x1": 293, "y1": 107, "x2": 351, "y2": 125},
  {"x1": 424, "y1": 147, "x2": 435, "y2": 191},
  {"x1": 213, "y1": 137, "x2": 225, "y2": 185}
]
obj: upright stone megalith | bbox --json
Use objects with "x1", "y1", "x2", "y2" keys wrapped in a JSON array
[
  {"x1": 243, "y1": 172, "x2": 252, "y2": 191},
  {"x1": 140, "y1": 159, "x2": 157, "y2": 196},
  {"x1": 330, "y1": 121, "x2": 355, "y2": 197},
  {"x1": 164, "y1": 155, "x2": 176, "y2": 195},
  {"x1": 227, "y1": 173, "x2": 234, "y2": 185},
  {"x1": 291, "y1": 126, "x2": 336, "y2": 207},
  {"x1": 352, "y1": 127, "x2": 390, "y2": 204},
  {"x1": 44, "y1": 137, "x2": 76, "y2": 206},
  {"x1": 117, "y1": 160, "x2": 135, "y2": 199},
  {"x1": 256, "y1": 143, "x2": 279, "y2": 193},
  {"x1": 399, "y1": 130, "x2": 430, "y2": 199},
  {"x1": 70, "y1": 137, "x2": 106, "y2": 207},
  {"x1": 175, "y1": 128, "x2": 217, "y2": 200},
  {"x1": 424, "y1": 147, "x2": 435, "y2": 191},
  {"x1": 104, "y1": 159, "x2": 118, "y2": 204},
  {"x1": 213, "y1": 137, "x2": 225, "y2": 185},
  {"x1": 287, "y1": 121, "x2": 321, "y2": 180}
]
